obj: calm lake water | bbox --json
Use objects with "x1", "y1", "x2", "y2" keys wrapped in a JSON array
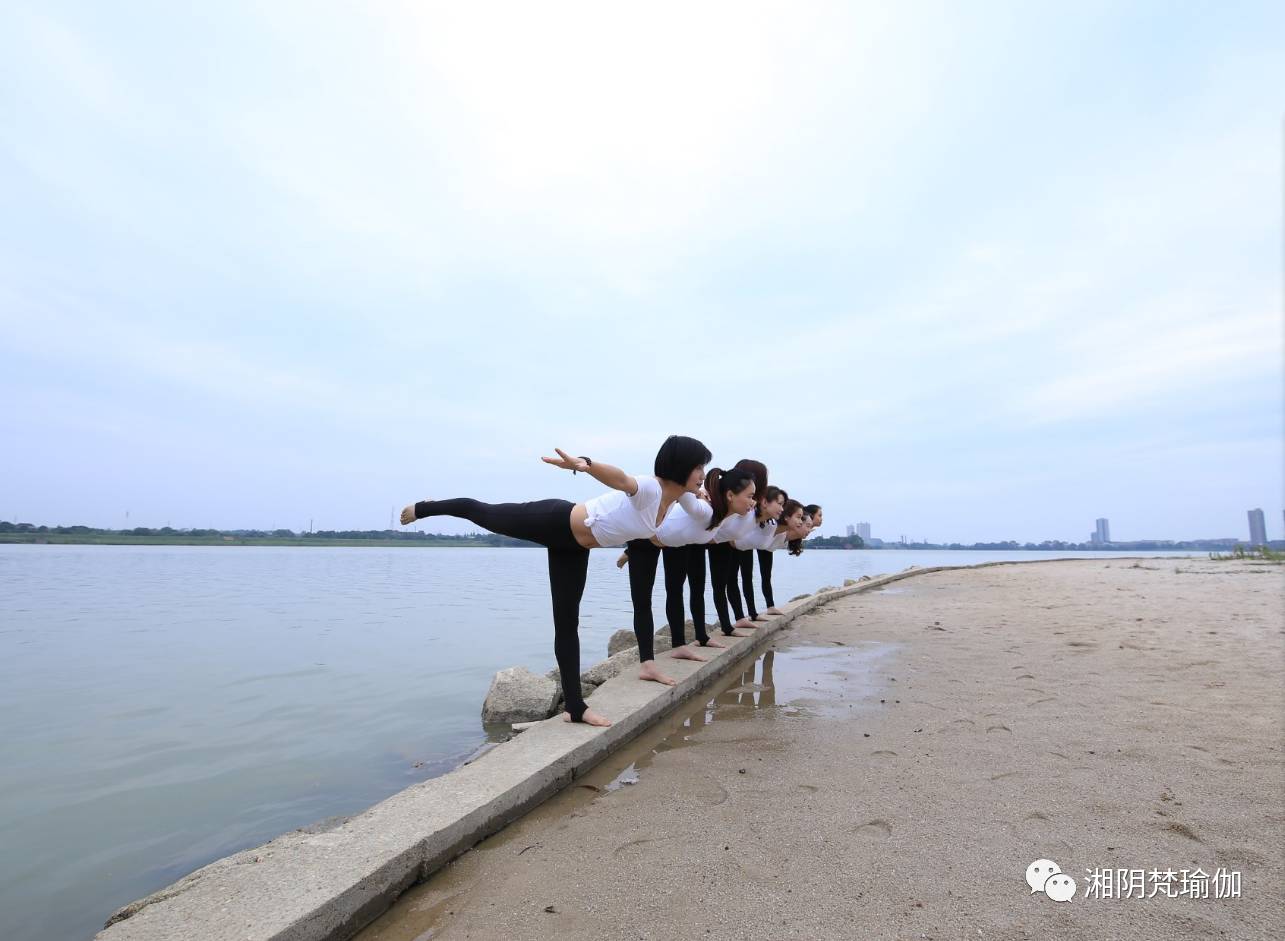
[{"x1": 0, "y1": 544, "x2": 1199, "y2": 941}]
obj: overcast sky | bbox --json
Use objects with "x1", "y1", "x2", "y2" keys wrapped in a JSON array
[{"x1": 1, "y1": 1, "x2": 1281, "y2": 543}]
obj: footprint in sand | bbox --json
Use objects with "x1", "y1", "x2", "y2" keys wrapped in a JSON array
[
  {"x1": 949, "y1": 718, "x2": 976, "y2": 728},
  {"x1": 613, "y1": 836, "x2": 676, "y2": 857},
  {"x1": 986, "y1": 724, "x2": 1013, "y2": 734},
  {"x1": 990, "y1": 770, "x2": 1022, "y2": 781},
  {"x1": 1015, "y1": 673, "x2": 1036, "y2": 680},
  {"x1": 871, "y1": 750, "x2": 898, "y2": 758},
  {"x1": 797, "y1": 784, "x2": 819, "y2": 792},
  {"x1": 1163, "y1": 822, "x2": 1204, "y2": 843},
  {"x1": 855, "y1": 820, "x2": 892, "y2": 838}
]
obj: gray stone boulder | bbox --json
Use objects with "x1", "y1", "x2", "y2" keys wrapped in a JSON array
[
  {"x1": 544, "y1": 668, "x2": 599, "y2": 706},
  {"x1": 607, "y1": 621, "x2": 699, "y2": 657},
  {"x1": 607, "y1": 628, "x2": 635, "y2": 657},
  {"x1": 843, "y1": 578, "x2": 858, "y2": 586},
  {"x1": 581, "y1": 646, "x2": 640, "y2": 685},
  {"x1": 481, "y1": 667, "x2": 560, "y2": 724}
]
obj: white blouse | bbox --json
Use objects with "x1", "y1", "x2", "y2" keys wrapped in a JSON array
[
  {"x1": 656, "y1": 499, "x2": 717, "y2": 547},
  {"x1": 732, "y1": 517, "x2": 778, "y2": 551},
  {"x1": 583, "y1": 475, "x2": 703, "y2": 548},
  {"x1": 711, "y1": 510, "x2": 757, "y2": 545}
]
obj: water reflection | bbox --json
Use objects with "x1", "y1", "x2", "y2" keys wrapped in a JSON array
[{"x1": 616, "y1": 640, "x2": 898, "y2": 782}]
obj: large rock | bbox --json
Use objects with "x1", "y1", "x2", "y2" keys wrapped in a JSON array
[
  {"x1": 607, "y1": 628, "x2": 635, "y2": 657},
  {"x1": 607, "y1": 621, "x2": 698, "y2": 657},
  {"x1": 481, "y1": 667, "x2": 560, "y2": 724},
  {"x1": 581, "y1": 646, "x2": 640, "y2": 685}
]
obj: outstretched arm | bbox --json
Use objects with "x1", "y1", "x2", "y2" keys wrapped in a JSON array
[{"x1": 542, "y1": 448, "x2": 638, "y2": 495}]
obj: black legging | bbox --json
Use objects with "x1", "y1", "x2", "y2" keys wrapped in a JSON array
[
  {"x1": 662, "y1": 544, "x2": 710, "y2": 646},
  {"x1": 414, "y1": 498, "x2": 591, "y2": 722},
  {"x1": 706, "y1": 542, "x2": 738, "y2": 635},
  {"x1": 757, "y1": 549, "x2": 775, "y2": 609},
  {"x1": 733, "y1": 547, "x2": 759, "y2": 620},
  {"x1": 625, "y1": 538, "x2": 661, "y2": 662}
]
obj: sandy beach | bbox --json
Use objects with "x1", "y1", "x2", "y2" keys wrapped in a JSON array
[{"x1": 355, "y1": 558, "x2": 1284, "y2": 941}]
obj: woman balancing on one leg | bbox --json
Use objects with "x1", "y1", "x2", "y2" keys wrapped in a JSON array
[
  {"x1": 399, "y1": 435, "x2": 711, "y2": 727},
  {"x1": 703, "y1": 466, "x2": 761, "y2": 637},
  {"x1": 618, "y1": 466, "x2": 756, "y2": 658},
  {"x1": 731, "y1": 484, "x2": 788, "y2": 623},
  {"x1": 619, "y1": 489, "x2": 724, "y2": 685},
  {"x1": 753, "y1": 498, "x2": 813, "y2": 614},
  {"x1": 720, "y1": 459, "x2": 774, "y2": 629}
]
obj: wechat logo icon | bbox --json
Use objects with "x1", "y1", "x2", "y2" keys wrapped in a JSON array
[{"x1": 1026, "y1": 859, "x2": 1076, "y2": 902}]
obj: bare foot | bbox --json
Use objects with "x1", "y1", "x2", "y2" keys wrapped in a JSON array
[
  {"x1": 616, "y1": 551, "x2": 629, "y2": 569},
  {"x1": 752, "y1": 614, "x2": 770, "y2": 622},
  {"x1": 766, "y1": 607, "x2": 783, "y2": 615},
  {"x1": 638, "y1": 660, "x2": 677, "y2": 686},
  {"x1": 702, "y1": 637, "x2": 728, "y2": 648},
  {"x1": 399, "y1": 503, "x2": 420, "y2": 526},
  {"x1": 733, "y1": 617, "x2": 756, "y2": 630},
  {"x1": 727, "y1": 629, "x2": 753, "y2": 638},
  {"x1": 563, "y1": 708, "x2": 612, "y2": 727},
  {"x1": 670, "y1": 644, "x2": 708, "y2": 662}
]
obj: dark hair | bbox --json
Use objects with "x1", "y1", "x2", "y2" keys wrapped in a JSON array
[
  {"x1": 781, "y1": 498, "x2": 805, "y2": 555},
  {"x1": 733, "y1": 459, "x2": 768, "y2": 497},
  {"x1": 704, "y1": 467, "x2": 755, "y2": 529},
  {"x1": 755, "y1": 485, "x2": 785, "y2": 523},
  {"x1": 803, "y1": 503, "x2": 821, "y2": 518},
  {"x1": 654, "y1": 435, "x2": 712, "y2": 485}
]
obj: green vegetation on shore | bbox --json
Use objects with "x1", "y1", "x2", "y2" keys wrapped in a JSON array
[
  {"x1": 1209, "y1": 545, "x2": 1283, "y2": 564},
  {"x1": 0, "y1": 521, "x2": 537, "y2": 548}
]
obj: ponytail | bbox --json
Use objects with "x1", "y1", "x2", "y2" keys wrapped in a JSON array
[{"x1": 705, "y1": 467, "x2": 754, "y2": 530}]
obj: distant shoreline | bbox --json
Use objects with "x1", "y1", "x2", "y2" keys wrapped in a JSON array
[{"x1": 0, "y1": 533, "x2": 1240, "y2": 551}]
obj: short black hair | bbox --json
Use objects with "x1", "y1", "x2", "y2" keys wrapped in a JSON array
[{"x1": 654, "y1": 435, "x2": 712, "y2": 485}]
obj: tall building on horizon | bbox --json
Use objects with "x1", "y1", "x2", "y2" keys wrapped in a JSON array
[
  {"x1": 1247, "y1": 508, "x2": 1267, "y2": 546},
  {"x1": 857, "y1": 522, "x2": 872, "y2": 541},
  {"x1": 845, "y1": 524, "x2": 855, "y2": 537},
  {"x1": 1093, "y1": 518, "x2": 1111, "y2": 545}
]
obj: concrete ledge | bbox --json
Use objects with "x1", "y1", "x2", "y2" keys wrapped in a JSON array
[{"x1": 94, "y1": 557, "x2": 1144, "y2": 940}]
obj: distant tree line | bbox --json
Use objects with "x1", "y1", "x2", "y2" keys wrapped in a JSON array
[
  {"x1": 3, "y1": 521, "x2": 1274, "y2": 552},
  {"x1": 0, "y1": 521, "x2": 537, "y2": 547},
  {"x1": 803, "y1": 535, "x2": 1276, "y2": 551},
  {"x1": 804, "y1": 534, "x2": 866, "y2": 549}
]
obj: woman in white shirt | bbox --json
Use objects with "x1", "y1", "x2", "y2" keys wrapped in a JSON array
[
  {"x1": 753, "y1": 499, "x2": 812, "y2": 613},
  {"x1": 620, "y1": 465, "x2": 759, "y2": 682},
  {"x1": 730, "y1": 485, "x2": 787, "y2": 622},
  {"x1": 399, "y1": 435, "x2": 711, "y2": 728}
]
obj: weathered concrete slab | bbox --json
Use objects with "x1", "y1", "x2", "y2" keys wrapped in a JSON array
[{"x1": 96, "y1": 560, "x2": 1093, "y2": 941}]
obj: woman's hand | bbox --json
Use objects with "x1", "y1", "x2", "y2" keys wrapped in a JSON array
[{"x1": 541, "y1": 448, "x2": 589, "y2": 472}]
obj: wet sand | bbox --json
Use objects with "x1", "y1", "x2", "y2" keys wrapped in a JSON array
[{"x1": 355, "y1": 558, "x2": 1284, "y2": 941}]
